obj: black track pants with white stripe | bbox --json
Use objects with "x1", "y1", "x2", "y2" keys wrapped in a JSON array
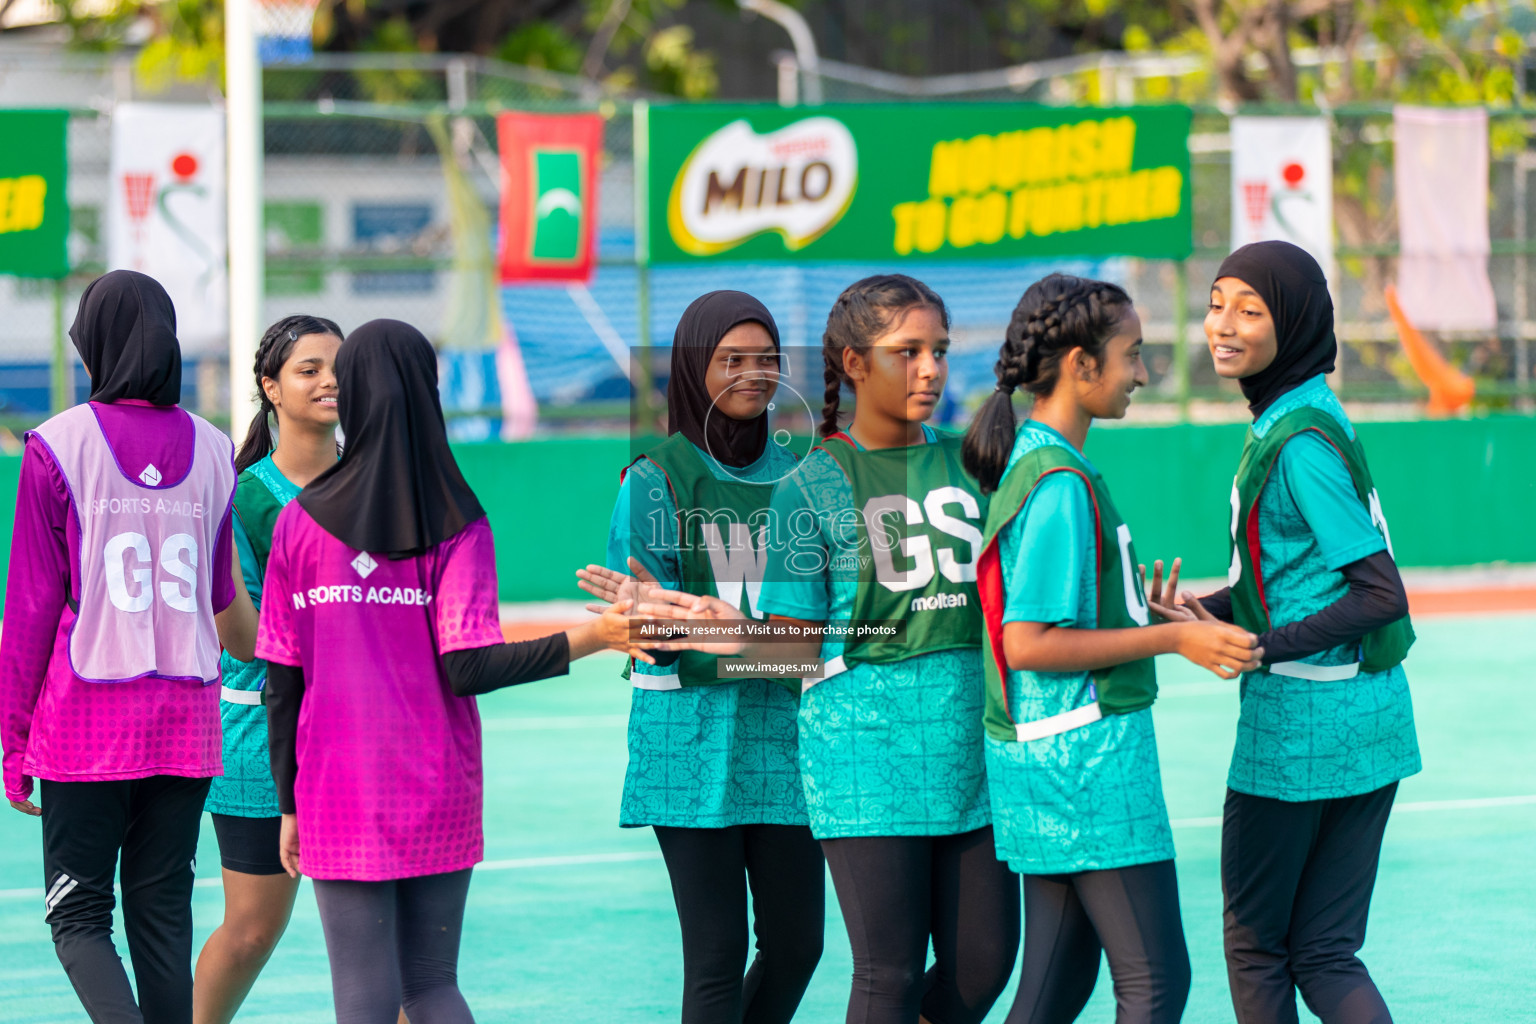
[{"x1": 40, "y1": 775, "x2": 211, "y2": 1024}]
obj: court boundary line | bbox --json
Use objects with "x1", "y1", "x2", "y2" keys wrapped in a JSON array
[{"x1": 0, "y1": 795, "x2": 1528, "y2": 901}]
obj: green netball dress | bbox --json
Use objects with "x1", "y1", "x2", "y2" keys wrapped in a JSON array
[
  {"x1": 758, "y1": 426, "x2": 992, "y2": 840},
  {"x1": 205, "y1": 455, "x2": 297, "y2": 818},
  {"x1": 609, "y1": 437, "x2": 808, "y2": 828},
  {"x1": 977, "y1": 422, "x2": 1174, "y2": 874},
  {"x1": 1225, "y1": 375, "x2": 1421, "y2": 801}
]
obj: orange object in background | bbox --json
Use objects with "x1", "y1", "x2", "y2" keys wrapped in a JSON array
[{"x1": 1384, "y1": 284, "x2": 1476, "y2": 415}]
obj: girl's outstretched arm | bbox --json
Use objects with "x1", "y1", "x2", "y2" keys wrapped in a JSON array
[
  {"x1": 442, "y1": 601, "x2": 655, "y2": 698},
  {"x1": 1004, "y1": 614, "x2": 1262, "y2": 680},
  {"x1": 1242, "y1": 550, "x2": 1407, "y2": 664}
]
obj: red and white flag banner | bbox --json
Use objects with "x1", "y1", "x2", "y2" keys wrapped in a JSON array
[
  {"x1": 1231, "y1": 117, "x2": 1333, "y2": 277},
  {"x1": 108, "y1": 103, "x2": 227, "y2": 349}
]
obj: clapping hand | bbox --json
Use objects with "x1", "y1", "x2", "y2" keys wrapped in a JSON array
[
  {"x1": 577, "y1": 558, "x2": 663, "y2": 615},
  {"x1": 1141, "y1": 558, "x2": 1200, "y2": 622},
  {"x1": 632, "y1": 589, "x2": 750, "y2": 656}
]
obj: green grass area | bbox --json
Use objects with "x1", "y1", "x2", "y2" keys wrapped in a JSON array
[{"x1": 1, "y1": 614, "x2": 1533, "y2": 1022}]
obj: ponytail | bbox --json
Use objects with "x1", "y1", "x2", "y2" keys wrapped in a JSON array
[
  {"x1": 963, "y1": 274, "x2": 1132, "y2": 492},
  {"x1": 235, "y1": 314, "x2": 344, "y2": 474},
  {"x1": 820, "y1": 274, "x2": 950, "y2": 438}
]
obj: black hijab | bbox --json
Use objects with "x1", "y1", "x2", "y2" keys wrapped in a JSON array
[
  {"x1": 297, "y1": 319, "x2": 484, "y2": 558},
  {"x1": 70, "y1": 269, "x2": 182, "y2": 406},
  {"x1": 1214, "y1": 240, "x2": 1337, "y2": 418},
  {"x1": 667, "y1": 291, "x2": 781, "y2": 468}
]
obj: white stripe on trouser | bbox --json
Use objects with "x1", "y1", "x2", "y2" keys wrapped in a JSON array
[
  {"x1": 1268, "y1": 660, "x2": 1361, "y2": 681},
  {"x1": 220, "y1": 685, "x2": 262, "y2": 705},
  {"x1": 43, "y1": 874, "x2": 69, "y2": 905},
  {"x1": 802, "y1": 655, "x2": 847, "y2": 693},
  {"x1": 1015, "y1": 702, "x2": 1104, "y2": 742},
  {"x1": 44, "y1": 874, "x2": 77, "y2": 919}
]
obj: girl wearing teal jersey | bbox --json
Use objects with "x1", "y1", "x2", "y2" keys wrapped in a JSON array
[
  {"x1": 962, "y1": 275, "x2": 1261, "y2": 1024},
  {"x1": 643, "y1": 276, "x2": 1021, "y2": 1024},
  {"x1": 1187, "y1": 241, "x2": 1420, "y2": 1024},
  {"x1": 191, "y1": 315, "x2": 376, "y2": 1024},
  {"x1": 580, "y1": 292, "x2": 824, "y2": 1024}
]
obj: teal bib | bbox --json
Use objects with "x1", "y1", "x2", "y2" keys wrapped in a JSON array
[
  {"x1": 814, "y1": 431, "x2": 985, "y2": 666},
  {"x1": 976, "y1": 442, "x2": 1156, "y2": 743},
  {"x1": 1229, "y1": 407, "x2": 1414, "y2": 674},
  {"x1": 627, "y1": 434, "x2": 782, "y2": 689}
]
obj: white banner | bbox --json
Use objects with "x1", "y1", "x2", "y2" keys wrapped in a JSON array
[
  {"x1": 1394, "y1": 106, "x2": 1496, "y2": 332},
  {"x1": 1231, "y1": 117, "x2": 1332, "y2": 277},
  {"x1": 108, "y1": 103, "x2": 227, "y2": 349}
]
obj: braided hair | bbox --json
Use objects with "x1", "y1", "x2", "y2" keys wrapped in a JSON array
[
  {"x1": 234, "y1": 314, "x2": 344, "y2": 473},
  {"x1": 820, "y1": 274, "x2": 950, "y2": 438},
  {"x1": 962, "y1": 274, "x2": 1132, "y2": 493}
]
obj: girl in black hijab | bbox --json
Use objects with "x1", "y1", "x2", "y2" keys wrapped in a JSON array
[
  {"x1": 2, "y1": 269, "x2": 253, "y2": 1024},
  {"x1": 71, "y1": 267, "x2": 184, "y2": 405},
  {"x1": 1157, "y1": 242, "x2": 1419, "y2": 1024},
  {"x1": 259, "y1": 319, "x2": 649, "y2": 1023},
  {"x1": 578, "y1": 292, "x2": 825, "y2": 1024},
  {"x1": 296, "y1": 318, "x2": 483, "y2": 557}
]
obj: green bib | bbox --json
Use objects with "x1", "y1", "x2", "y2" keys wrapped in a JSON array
[
  {"x1": 976, "y1": 443, "x2": 1156, "y2": 743},
  {"x1": 1228, "y1": 407, "x2": 1415, "y2": 673},
  {"x1": 628, "y1": 434, "x2": 780, "y2": 688},
  {"x1": 231, "y1": 469, "x2": 286, "y2": 591},
  {"x1": 814, "y1": 431, "x2": 985, "y2": 666}
]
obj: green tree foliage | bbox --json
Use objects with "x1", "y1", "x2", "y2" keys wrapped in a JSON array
[{"x1": 69, "y1": 0, "x2": 724, "y2": 99}]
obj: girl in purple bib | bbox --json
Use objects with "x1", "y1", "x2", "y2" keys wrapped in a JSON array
[
  {"x1": 1, "y1": 270, "x2": 252, "y2": 1024},
  {"x1": 254, "y1": 319, "x2": 648, "y2": 1022}
]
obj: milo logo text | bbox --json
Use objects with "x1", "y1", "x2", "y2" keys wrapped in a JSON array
[{"x1": 668, "y1": 117, "x2": 858, "y2": 256}]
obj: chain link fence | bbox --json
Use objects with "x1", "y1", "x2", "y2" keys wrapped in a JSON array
[{"x1": 1, "y1": 49, "x2": 1531, "y2": 435}]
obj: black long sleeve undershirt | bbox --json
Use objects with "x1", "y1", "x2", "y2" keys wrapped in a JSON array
[
  {"x1": 1196, "y1": 549, "x2": 1409, "y2": 666},
  {"x1": 264, "y1": 633, "x2": 572, "y2": 814},
  {"x1": 441, "y1": 633, "x2": 571, "y2": 697},
  {"x1": 264, "y1": 661, "x2": 305, "y2": 815}
]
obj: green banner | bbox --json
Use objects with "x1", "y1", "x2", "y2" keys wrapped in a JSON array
[
  {"x1": 0, "y1": 109, "x2": 69, "y2": 279},
  {"x1": 645, "y1": 103, "x2": 1191, "y2": 265}
]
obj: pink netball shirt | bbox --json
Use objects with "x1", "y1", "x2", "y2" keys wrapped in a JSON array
[
  {"x1": 1, "y1": 401, "x2": 236, "y2": 803},
  {"x1": 255, "y1": 505, "x2": 505, "y2": 881}
]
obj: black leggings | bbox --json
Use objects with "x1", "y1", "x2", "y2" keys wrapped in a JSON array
[
  {"x1": 311, "y1": 868, "x2": 474, "y2": 1024},
  {"x1": 1004, "y1": 859, "x2": 1191, "y2": 1024},
  {"x1": 653, "y1": 824, "x2": 826, "y2": 1024},
  {"x1": 1222, "y1": 783, "x2": 1398, "y2": 1024},
  {"x1": 820, "y1": 826, "x2": 1021, "y2": 1024},
  {"x1": 39, "y1": 775, "x2": 210, "y2": 1024}
]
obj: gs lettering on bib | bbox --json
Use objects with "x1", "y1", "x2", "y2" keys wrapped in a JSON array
[
  {"x1": 815, "y1": 431, "x2": 985, "y2": 666},
  {"x1": 31, "y1": 404, "x2": 236, "y2": 684}
]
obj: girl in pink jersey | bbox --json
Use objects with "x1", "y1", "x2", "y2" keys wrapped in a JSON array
[
  {"x1": 194, "y1": 314, "x2": 351, "y2": 1024},
  {"x1": 0, "y1": 270, "x2": 253, "y2": 1024},
  {"x1": 255, "y1": 319, "x2": 647, "y2": 1023}
]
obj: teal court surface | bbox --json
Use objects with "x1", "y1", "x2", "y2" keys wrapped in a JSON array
[{"x1": 1, "y1": 613, "x2": 1532, "y2": 1023}]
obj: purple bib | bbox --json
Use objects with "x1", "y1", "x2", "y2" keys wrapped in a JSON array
[{"x1": 31, "y1": 404, "x2": 236, "y2": 684}]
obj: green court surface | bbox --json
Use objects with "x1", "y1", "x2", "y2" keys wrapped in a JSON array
[{"x1": 1, "y1": 613, "x2": 1532, "y2": 1023}]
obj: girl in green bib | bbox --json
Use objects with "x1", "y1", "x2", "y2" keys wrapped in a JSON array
[
  {"x1": 1182, "y1": 241, "x2": 1420, "y2": 1024},
  {"x1": 964, "y1": 274, "x2": 1261, "y2": 1024},
  {"x1": 582, "y1": 291, "x2": 824, "y2": 1024},
  {"x1": 194, "y1": 315, "x2": 361, "y2": 1024},
  {"x1": 643, "y1": 275, "x2": 1022, "y2": 1024}
]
